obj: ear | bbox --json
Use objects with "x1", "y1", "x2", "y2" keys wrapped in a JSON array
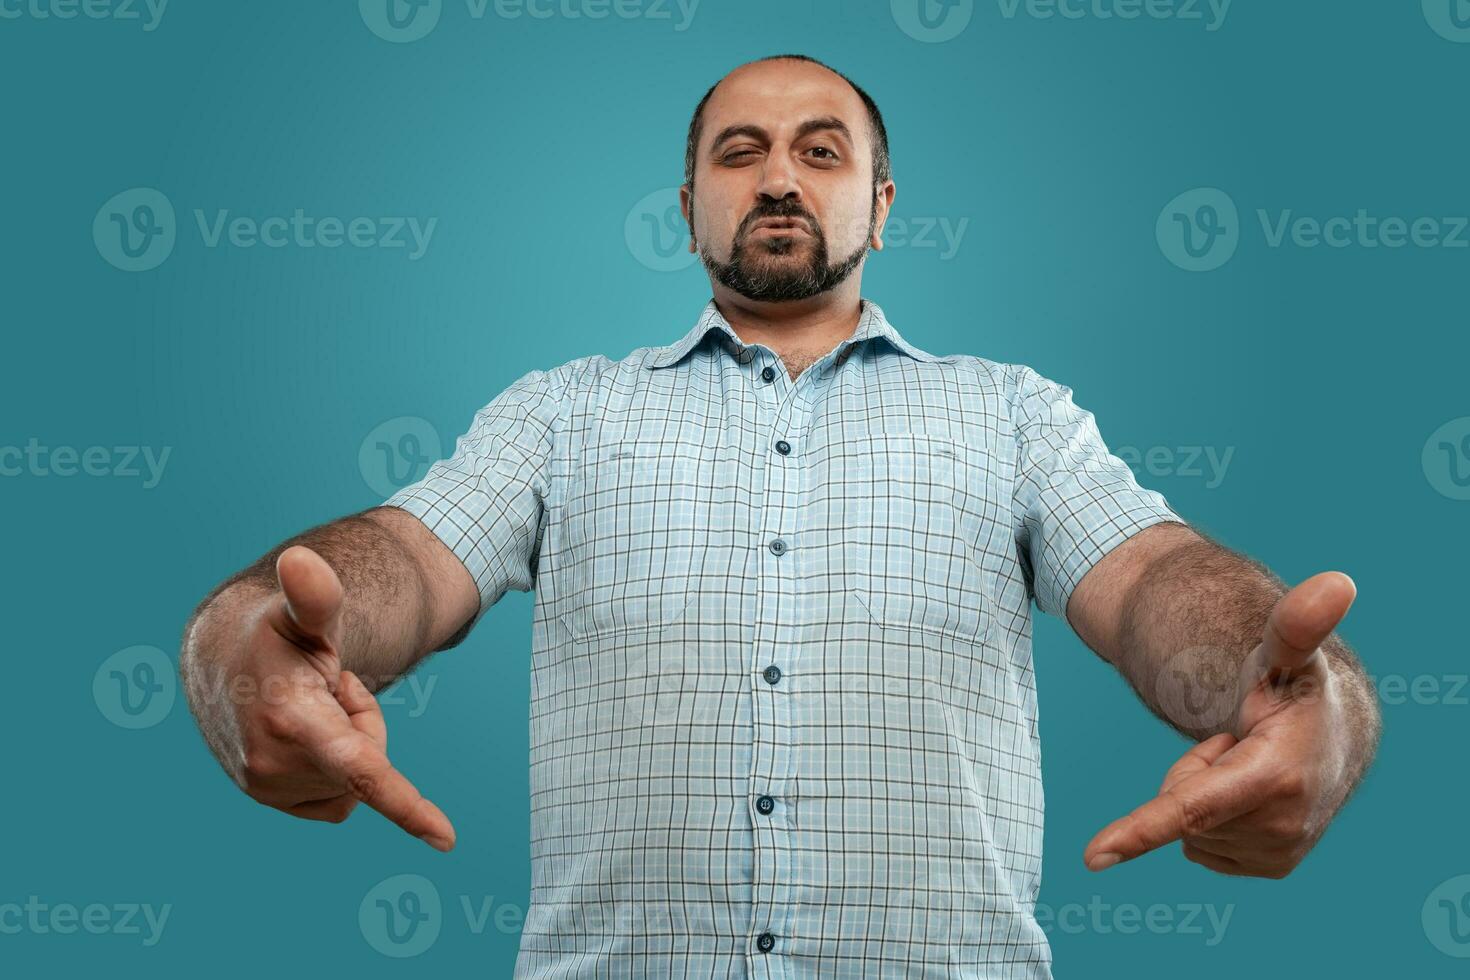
[
  {"x1": 680, "y1": 183, "x2": 697, "y2": 252},
  {"x1": 871, "y1": 180, "x2": 896, "y2": 250}
]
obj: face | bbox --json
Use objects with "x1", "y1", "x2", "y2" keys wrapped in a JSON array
[{"x1": 682, "y1": 60, "x2": 894, "y2": 303}]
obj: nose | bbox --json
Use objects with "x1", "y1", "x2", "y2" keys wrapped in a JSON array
[{"x1": 754, "y1": 148, "x2": 802, "y2": 206}]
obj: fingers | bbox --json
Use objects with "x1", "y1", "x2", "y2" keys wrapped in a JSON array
[
  {"x1": 1181, "y1": 840, "x2": 1244, "y2": 876},
  {"x1": 337, "y1": 671, "x2": 387, "y2": 750},
  {"x1": 284, "y1": 794, "x2": 360, "y2": 824},
  {"x1": 1085, "y1": 753, "x2": 1265, "y2": 871},
  {"x1": 1181, "y1": 823, "x2": 1304, "y2": 878},
  {"x1": 1158, "y1": 732, "x2": 1238, "y2": 795},
  {"x1": 273, "y1": 546, "x2": 345, "y2": 648},
  {"x1": 1259, "y1": 571, "x2": 1356, "y2": 676},
  {"x1": 314, "y1": 735, "x2": 456, "y2": 852}
]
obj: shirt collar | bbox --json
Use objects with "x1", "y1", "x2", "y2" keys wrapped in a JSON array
[{"x1": 647, "y1": 296, "x2": 953, "y2": 370}]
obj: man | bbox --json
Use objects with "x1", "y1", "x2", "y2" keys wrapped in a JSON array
[{"x1": 179, "y1": 54, "x2": 1380, "y2": 977}]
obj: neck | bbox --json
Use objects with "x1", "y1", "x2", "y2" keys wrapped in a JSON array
[{"x1": 709, "y1": 282, "x2": 865, "y2": 357}]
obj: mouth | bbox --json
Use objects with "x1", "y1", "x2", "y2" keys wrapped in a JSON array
[
  {"x1": 750, "y1": 218, "x2": 810, "y2": 236},
  {"x1": 752, "y1": 221, "x2": 811, "y2": 239}
]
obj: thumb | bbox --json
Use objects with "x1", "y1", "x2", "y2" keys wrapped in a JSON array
[
  {"x1": 1255, "y1": 571, "x2": 1356, "y2": 679},
  {"x1": 273, "y1": 545, "x2": 344, "y2": 648}
]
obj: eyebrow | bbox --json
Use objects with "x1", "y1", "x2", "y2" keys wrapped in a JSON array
[{"x1": 709, "y1": 115, "x2": 854, "y2": 155}]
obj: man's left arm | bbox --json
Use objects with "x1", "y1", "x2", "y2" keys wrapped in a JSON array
[{"x1": 1065, "y1": 520, "x2": 1382, "y2": 878}]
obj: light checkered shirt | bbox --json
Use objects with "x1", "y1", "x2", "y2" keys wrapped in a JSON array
[{"x1": 384, "y1": 296, "x2": 1184, "y2": 978}]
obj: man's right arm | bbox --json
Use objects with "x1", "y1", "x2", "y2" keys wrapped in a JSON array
[
  {"x1": 176, "y1": 505, "x2": 478, "y2": 848},
  {"x1": 179, "y1": 364, "x2": 568, "y2": 846},
  {"x1": 182, "y1": 506, "x2": 479, "y2": 693}
]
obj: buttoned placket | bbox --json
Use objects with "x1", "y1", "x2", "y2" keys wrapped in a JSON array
[
  {"x1": 738, "y1": 337, "x2": 854, "y2": 978},
  {"x1": 734, "y1": 342, "x2": 786, "y2": 978}
]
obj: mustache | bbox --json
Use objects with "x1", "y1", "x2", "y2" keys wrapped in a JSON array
[{"x1": 742, "y1": 203, "x2": 818, "y2": 234}]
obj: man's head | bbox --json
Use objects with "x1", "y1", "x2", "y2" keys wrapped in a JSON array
[{"x1": 680, "y1": 55, "x2": 894, "y2": 304}]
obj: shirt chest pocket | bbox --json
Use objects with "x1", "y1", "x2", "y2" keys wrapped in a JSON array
[
  {"x1": 557, "y1": 441, "x2": 712, "y2": 642},
  {"x1": 828, "y1": 432, "x2": 998, "y2": 644}
]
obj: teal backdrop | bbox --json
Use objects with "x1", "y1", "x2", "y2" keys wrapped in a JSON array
[{"x1": 2, "y1": 0, "x2": 1467, "y2": 975}]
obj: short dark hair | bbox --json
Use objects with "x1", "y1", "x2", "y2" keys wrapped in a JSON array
[{"x1": 683, "y1": 54, "x2": 891, "y2": 191}]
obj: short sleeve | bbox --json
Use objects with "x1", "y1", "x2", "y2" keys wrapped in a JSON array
[
  {"x1": 383, "y1": 367, "x2": 564, "y2": 642},
  {"x1": 1010, "y1": 364, "x2": 1186, "y2": 619}
]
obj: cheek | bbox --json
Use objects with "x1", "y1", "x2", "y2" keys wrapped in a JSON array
[
  {"x1": 694, "y1": 190, "x2": 746, "y2": 235},
  {"x1": 822, "y1": 202, "x2": 873, "y2": 248}
]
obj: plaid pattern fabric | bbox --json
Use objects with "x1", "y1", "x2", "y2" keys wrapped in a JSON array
[{"x1": 384, "y1": 297, "x2": 1184, "y2": 978}]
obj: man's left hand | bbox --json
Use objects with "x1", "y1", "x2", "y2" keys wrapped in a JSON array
[{"x1": 1083, "y1": 571, "x2": 1360, "y2": 878}]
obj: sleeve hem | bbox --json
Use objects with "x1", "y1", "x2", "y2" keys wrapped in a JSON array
[
  {"x1": 1038, "y1": 505, "x2": 1188, "y2": 619},
  {"x1": 379, "y1": 495, "x2": 493, "y2": 636}
]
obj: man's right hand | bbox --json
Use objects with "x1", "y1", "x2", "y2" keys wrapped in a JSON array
[{"x1": 208, "y1": 544, "x2": 456, "y2": 851}]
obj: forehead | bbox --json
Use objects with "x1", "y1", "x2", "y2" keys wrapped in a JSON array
[{"x1": 701, "y1": 60, "x2": 868, "y2": 149}]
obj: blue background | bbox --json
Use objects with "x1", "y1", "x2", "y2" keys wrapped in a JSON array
[{"x1": 3, "y1": 0, "x2": 1467, "y2": 975}]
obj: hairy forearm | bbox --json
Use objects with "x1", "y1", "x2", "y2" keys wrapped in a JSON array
[
  {"x1": 1115, "y1": 537, "x2": 1381, "y2": 786},
  {"x1": 180, "y1": 509, "x2": 444, "y2": 695}
]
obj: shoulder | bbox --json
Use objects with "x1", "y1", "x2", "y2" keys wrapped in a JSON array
[
  {"x1": 925, "y1": 353, "x2": 1060, "y2": 423},
  {"x1": 495, "y1": 353, "x2": 620, "y2": 409}
]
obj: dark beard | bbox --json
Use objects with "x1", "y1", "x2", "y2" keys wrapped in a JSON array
[{"x1": 695, "y1": 192, "x2": 876, "y2": 303}]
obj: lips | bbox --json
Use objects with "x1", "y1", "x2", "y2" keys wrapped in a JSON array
[{"x1": 752, "y1": 216, "x2": 809, "y2": 233}]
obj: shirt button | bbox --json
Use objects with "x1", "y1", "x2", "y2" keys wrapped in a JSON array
[
  {"x1": 756, "y1": 795, "x2": 775, "y2": 815},
  {"x1": 760, "y1": 366, "x2": 775, "y2": 383},
  {"x1": 775, "y1": 439, "x2": 791, "y2": 455},
  {"x1": 768, "y1": 538, "x2": 787, "y2": 556},
  {"x1": 762, "y1": 665, "x2": 782, "y2": 685},
  {"x1": 756, "y1": 931, "x2": 775, "y2": 953}
]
